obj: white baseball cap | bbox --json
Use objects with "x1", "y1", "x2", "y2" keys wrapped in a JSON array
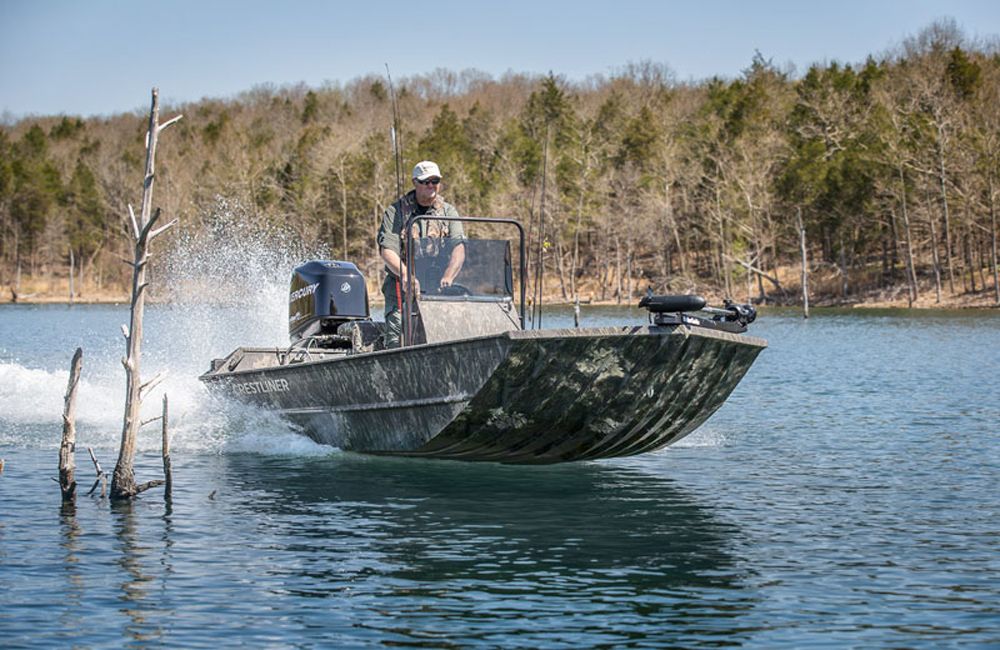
[{"x1": 412, "y1": 160, "x2": 442, "y2": 181}]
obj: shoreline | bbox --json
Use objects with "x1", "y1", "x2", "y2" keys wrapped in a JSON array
[
  {"x1": 7, "y1": 261, "x2": 999, "y2": 311},
  {"x1": 5, "y1": 292, "x2": 998, "y2": 311}
]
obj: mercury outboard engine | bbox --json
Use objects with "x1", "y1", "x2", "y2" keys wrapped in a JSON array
[{"x1": 289, "y1": 261, "x2": 369, "y2": 346}]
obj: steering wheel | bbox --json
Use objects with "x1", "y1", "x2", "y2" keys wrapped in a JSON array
[{"x1": 436, "y1": 284, "x2": 470, "y2": 296}]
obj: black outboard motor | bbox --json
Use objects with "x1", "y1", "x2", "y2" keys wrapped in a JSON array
[
  {"x1": 289, "y1": 261, "x2": 369, "y2": 345},
  {"x1": 639, "y1": 290, "x2": 757, "y2": 333}
]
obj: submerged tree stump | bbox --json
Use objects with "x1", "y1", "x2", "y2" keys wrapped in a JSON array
[
  {"x1": 59, "y1": 348, "x2": 83, "y2": 501},
  {"x1": 162, "y1": 394, "x2": 172, "y2": 498}
]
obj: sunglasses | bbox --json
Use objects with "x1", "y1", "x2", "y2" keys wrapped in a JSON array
[{"x1": 416, "y1": 177, "x2": 442, "y2": 186}]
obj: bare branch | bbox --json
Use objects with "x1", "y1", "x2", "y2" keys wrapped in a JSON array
[
  {"x1": 86, "y1": 447, "x2": 107, "y2": 497},
  {"x1": 88, "y1": 447, "x2": 102, "y2": 471},
  {"x1": 723, "y1": 253, "x2": 788, "y2": 295},
  {"x1": 140, "y1": 415, "x2": 163, "y2": 427},
  {"x1": 158, "y1": 114, "x2": 183, "y2": 131},
  {"x1": 148, "y1": 218, "x2": 178, "y2": 241},
  {"x1": 128, "y1": 204, "x2": 140, "y2": 239},
  {"x1": 135, "y1": 479, "x2": 165, "y2": 494},
  {"x1": 140, "y1": 370, "x2": 168, "y2": 396}
]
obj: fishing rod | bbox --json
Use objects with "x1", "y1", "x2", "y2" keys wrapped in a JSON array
[
  {"x1": 533, "y1": 123, "x2": 550, "y2": 329},
  {"x1": 385, "y1": 63, "x2": 408, "y2": 345},
  {"x1": 385, "y1": 63, "x2": 404, "y2": 204}
]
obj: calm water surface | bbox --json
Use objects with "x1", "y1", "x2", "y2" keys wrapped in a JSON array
[{"x1": 1, "y1": 303, "x2": 998, "y2": 648}]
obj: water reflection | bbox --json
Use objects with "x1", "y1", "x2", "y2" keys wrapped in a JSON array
[
  {"x1": 57, "y1": 502, "x2": 84, "y2": 634},
  {"x1": 111, "y1": 500, "x2": 165, "y2": 644},
  {"x1": 217, "y1": 453, "x2": 756, "y2": 645}
]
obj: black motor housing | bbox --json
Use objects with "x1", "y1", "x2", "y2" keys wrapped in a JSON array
[
  {"x1": 638, "y1": 291, "x2": 757, "y2": 334},
  {"x1": 289, "y1": 261, "x2": 369, "y2": 343}
]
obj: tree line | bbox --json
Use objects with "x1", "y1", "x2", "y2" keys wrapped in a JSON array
[{"x1": 1, "y1": 19, "x2": 998, "y2": 306}]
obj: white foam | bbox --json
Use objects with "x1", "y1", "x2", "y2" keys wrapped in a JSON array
[
  {"x1": 0, "y1": 362, "x2": 119, "y2": 427},
  {"x1": 1, "y1": 197, "x2": 338, "y2": 457},
  {"x1": 673, "y1": 426, "x2": 728, "y2": 448}
]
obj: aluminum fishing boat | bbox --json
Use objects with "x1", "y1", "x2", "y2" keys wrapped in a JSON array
[{"x1": 200, "y1": 217, "x2": 766, "y2": 463}]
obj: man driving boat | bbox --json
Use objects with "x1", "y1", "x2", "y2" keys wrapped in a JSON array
[{"x1": 376, "y1": 160, "x2": 466, "y2": 348}]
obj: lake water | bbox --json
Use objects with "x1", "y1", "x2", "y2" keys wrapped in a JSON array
[{"x1": 1, "y1": 301, "x2": 999, "y2": 648}]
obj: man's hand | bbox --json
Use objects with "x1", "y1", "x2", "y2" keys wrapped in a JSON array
[{"x1": 440, "y1": 242, "x2": 465, "y2": 290}]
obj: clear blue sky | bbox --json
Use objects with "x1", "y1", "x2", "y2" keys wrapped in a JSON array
[{"x1": 1, "y1": 0, "x2": 997, "y2": 119}]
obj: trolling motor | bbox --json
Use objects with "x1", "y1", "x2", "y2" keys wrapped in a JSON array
[{"x1": 639, "y1": 289, "x2": 757, "y2": 333}]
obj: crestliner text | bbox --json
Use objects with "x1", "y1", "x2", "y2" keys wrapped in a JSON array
[{"x1": 232, "y1": 378, "x2": 291, "y2": 394}]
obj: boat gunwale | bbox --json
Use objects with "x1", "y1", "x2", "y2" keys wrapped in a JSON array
[{"x1": 200, "y1": 323, "x2": 767, "y2": 381}]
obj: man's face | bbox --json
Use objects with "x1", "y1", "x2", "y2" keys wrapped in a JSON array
[{"x1": 414, "y1": 176, "x2": 441, "y2": 206}]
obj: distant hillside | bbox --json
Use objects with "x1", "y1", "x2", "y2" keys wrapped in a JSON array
[{"x1": 1, "y1": 19, "x2": 998, "y2": 307}]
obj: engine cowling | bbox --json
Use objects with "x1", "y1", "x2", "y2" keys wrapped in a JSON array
[{"x1": 288, "y1": 261, "x2": 369, "y2": 344}]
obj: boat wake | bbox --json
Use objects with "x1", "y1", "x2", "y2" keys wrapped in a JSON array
[
  {"x1": 0, "y1": 358, "x2": 329, "y2": 456},
  {"x1": 0, "y1": 199, "x2": 334, "y2": 457}
]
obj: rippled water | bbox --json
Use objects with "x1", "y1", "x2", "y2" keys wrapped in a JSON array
[{"x1": 1, "y1": 303, "x2": 999, "y2": 648}]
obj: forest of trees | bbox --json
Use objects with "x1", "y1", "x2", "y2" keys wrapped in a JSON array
[{"x1": 1, "y1": 20, "x2": 998, "y2": 307}]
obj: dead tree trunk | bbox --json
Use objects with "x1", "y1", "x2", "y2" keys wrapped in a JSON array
[
  {"x1": 162, "y1": 394, "x2": 172, "y2": 498},
  {"x1": 59, "y1": 348, "x2": 83, "y2": 501},
  {"x1": 614, "y1": 232, "x2": 622, "y2": 304},
  {"x1": 838, "y1": 236, "x2": 849, "y2": 299},
  {"x1": 716, "y1": 189, "x2": 732, "y2": 299},
  {"x1": 340, "y1": 158, "x2": 349, "y2": 261},
  {"x1": 990, "y1": 174, "x2": 999, "y2": 307},
  {"x1": 571, "y1": 191, "x2": 584, "y2": 299},
  {"x1": 110, "y1": 88, "x2": 181, "y2": 501},
  {"x1": 938, "y1": 134, "x2": 956, "y2": 295},
  {"x1": 797, "y1": 208, "x2": 809, "y2": 319},
  {"x1": 68, "y1": 249, "x2": 75, "y2": 304},
  {"x1": 899, "y1": 167, "x2": 918, "y2": 306},
  {"x1": 555, "y1": 236, "x2": 568, "y2": 301},
  {"x1": 928, "y1": 209, "x2": 943, "y2": 304}
]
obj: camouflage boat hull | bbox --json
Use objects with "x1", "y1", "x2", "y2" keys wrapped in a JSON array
[{"x1": 200, "y1": 325, "x2": 766, "y2": 463}]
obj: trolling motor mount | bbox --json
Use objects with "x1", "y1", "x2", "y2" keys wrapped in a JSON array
[
  {"x1": 639, "y1": 291, "x2": 757, "y2": 334},
  {"x1": 719, "y1": 299, "x2": 757, "y2": 327}
]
